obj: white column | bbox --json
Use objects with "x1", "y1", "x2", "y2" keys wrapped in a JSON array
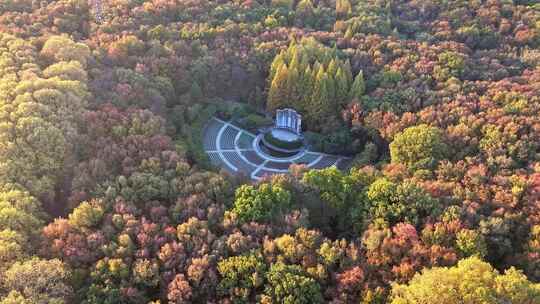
[{"x1": 287, "y1": 112, "x2": 291, "y2": 130}]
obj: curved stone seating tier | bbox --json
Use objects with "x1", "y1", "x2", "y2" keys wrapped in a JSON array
[
  {"x1": 241, "y1": 150, "x2": 265, "y2": 165},
  {"x1": 310, "y1": 155, "x2": 340, "y2": 169},
  {"x1": 207, "y1": 152, "x2": 221, "y2": 166},
  {"x1": 202, "y1": 117, "x2": 350, "y2": 181},
  {"x1": 293, "y1": 152, "x2": 320, "y2": 164},
  {"x1": 208, "y1": 151, "x2": 235, "y2": 173},
  {"x1": 203, "y1": 119, "x2": 224, "y2": 151},
  {"x1": 265, "y1": 161, "x2": 292, "y2": 170},
  {"x1": 221, "y1": 126, "x2": 239, "y2": 150},
  {"x1": 223, "y1": 151, "x2": 257, "y2": 173}
]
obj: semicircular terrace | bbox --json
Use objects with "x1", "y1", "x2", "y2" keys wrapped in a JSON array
[{"x1": 203, "y1": 117, "x2": 351, "y2": 181}]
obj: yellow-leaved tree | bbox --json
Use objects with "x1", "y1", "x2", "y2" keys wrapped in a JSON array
[{"x1": 391, "y1": 256, "x2": 540, "y2": 304}]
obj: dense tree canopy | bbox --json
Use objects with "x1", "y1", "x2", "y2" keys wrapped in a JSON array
[
  {"x1": 0, "y1": 0, "x2": 538, "y2": 303},
  {"x1": 390, "y1": 124, "x2": 448, "y2": 171},
  {"x1": 267, "y1": 37, "x2": 362, "y2": 132},
  {"x1": 232, "y1": 182, "x2": 292, "y2": 223},
  {"x1": 391, "y1": 257, "x2": 540, "y2": 304},
  {"x1": 3, "y1": 257, "x2": 73, "y2": 304}
]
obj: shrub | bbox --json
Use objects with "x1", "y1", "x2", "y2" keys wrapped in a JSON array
[{"x1": 263, "y1": 131, "x2": 304, "y2": 151}]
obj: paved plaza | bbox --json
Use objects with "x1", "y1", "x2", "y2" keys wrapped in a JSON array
[{"x1": 203, "y1": 117, "x2": 351, "y2": 180}]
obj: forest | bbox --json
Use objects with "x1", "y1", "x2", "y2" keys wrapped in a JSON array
[{"x1": 0, "y1": 0, "x2": 539, "y2": 303}]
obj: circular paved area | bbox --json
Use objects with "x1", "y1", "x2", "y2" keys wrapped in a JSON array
[{"x1": 203, "y1": 117, "x2": 351, "y2": 180}]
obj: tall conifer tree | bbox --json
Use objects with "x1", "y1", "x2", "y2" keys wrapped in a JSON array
[
  {"x1": 349, "y1": 70, "x2": 366, "y2": 100},
  {"x1": 268, "y1": 65, "x2": 290, "y2": 111},
  {"x1": 335, "y1": 67, "x2": 350, "y2": 106}
]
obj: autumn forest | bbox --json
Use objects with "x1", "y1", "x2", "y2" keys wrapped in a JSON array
[{"x1": 0, "y1": 0, "x2": 539, "y2": 303}]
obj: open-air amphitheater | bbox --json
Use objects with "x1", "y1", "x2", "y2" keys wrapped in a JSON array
[{"x1": 203, "y1": 117, "x2": 351, "y2": 181}]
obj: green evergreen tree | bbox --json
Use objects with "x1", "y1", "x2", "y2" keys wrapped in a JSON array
[
  {"x1": 335, "y1": 67, "x2": 350, "y2": 106},
  {"x1": 268, "y1": 64, "x2": 290, "y2": 111},
  {"x1": 299, "y1": 65, "x2": 314, "y2": 113},
  {"x1": 344, "y1": 26, "x2": 355, "y2": 40},
  {"x1": 327, "y1": 58, "x2": 338, "y2": 76},
  {"x1": 309, "y1": 66, "x2": 333, "y2": 129},
  {"x1": 349, "y1": 70, "x2": 366, "y2": 100},
  {"x1": 266, "y1": 38, "x2": 354, "y2": 132},
  {"x1": 289, "y1": 48, "x2": 301, "y2": 71},
  {"x1": 326, "y1": 72, "x2": 337, "y2": 104},
  {"x1": 343, "y1": 59, "x2": 353, "y2": 85},
  {"x1": 299, "y1": 51, "x2": 310, "y2": 69},
  {"x1": 287, "y1": 66, "x2": 301, "y2": 107},
  {"x1": 295, "y1": 0, "x2": 315, "y2": 27},
  {"x1": 270, "y1": 51, "x2": 286, "y2": 80}
]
